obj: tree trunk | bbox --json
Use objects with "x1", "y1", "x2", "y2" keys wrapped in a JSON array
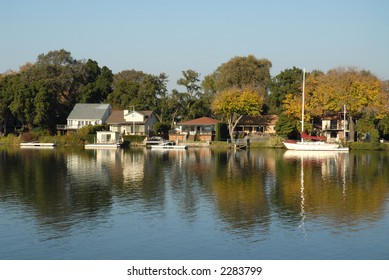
[{"x1": 228, "y1": 114, "x2": 243, "y2": 142}]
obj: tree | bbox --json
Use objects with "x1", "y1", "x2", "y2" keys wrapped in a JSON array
[
  {"x1": 211, "y1": 87, "x2": 264, "y2": 140},
  {"x1": 0, "y1": 74, "x2": 17, "y2": 134},
  {"x1": 21, "y1": 49, "x2": 82, "y2": 131},
  {"x1": 78, "y1": 60, "x2": 113, "y2": 103},
  {"x1": 282, "y1": 68, "x2": 389, "y2": 141},
  {"x1": 355, "y1": 113, "x2": 379, "y2": 143},
  {"x1": 268, "y1": 67, "x2": 303, "y2": 114},
  {"x1": 108, "y1": 70, "x2": 163, "y2": 111},
  {"x1": 378, "y1": 115, "x2": 389, "y2": 139},
  {"x1": 205, "y1": 55, "x2": 272, "y2": 94},
  {"x1": 311, "y1": 68, "x2": 388, "y2": 141},
  {"x1": 177, "y1": 69, "x2": 201, "y2": 98},
  {"x1": 274, "y1": 113, "x2": 299, "y2": 139},
  {"x1": 164, "y1": 89, "x2": 185, "y2": 128},
  {"x1": 175, "y1": 69, "x2": 211, "y2": 120}
]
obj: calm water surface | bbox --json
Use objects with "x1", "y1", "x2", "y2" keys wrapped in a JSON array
[{"x1": 0, "y1": 146, "x2": 388, "y2": 259}]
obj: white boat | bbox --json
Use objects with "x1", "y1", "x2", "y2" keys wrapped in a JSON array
[
  {"x1": 283, "y1": 140, "x2": 349, "y2": 151},
  {"x1": 85, "y1": 143, "x2": 121, "y2": 149},
  {"x1": 150, "y1": 141, "x2": 187, "y2": 150},
  {"x1": 283, "y1": 69, "x2": 349, "y2": 151}
]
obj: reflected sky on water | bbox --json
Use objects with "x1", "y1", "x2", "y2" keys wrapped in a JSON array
[{"x1": 0, "y1": 147, "x2": 388, "y2": 259}]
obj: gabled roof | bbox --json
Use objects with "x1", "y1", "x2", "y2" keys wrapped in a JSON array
[
  {"x1": 106, "y1": 110, "x2": 125, "y2": 124},
  {"x1": 237, "y1": 115, "x2": 278, "y2": 126},
  {"x1": 107, "y1": 110, "x2": 155, "y2": 124},
  {"x1": 178, "y1": 117, "x2": 221, "y2": 126},
  {"x1": 67, "y1": 103, "x2": 111, "y2": 120},
  {"x1": 137, "y1": 110, "x2": 153, "y2": 117}
]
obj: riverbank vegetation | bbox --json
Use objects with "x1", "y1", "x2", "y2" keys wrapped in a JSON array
[{"x1": 1, "y1": 49, "x2": 388, "y2": 148}]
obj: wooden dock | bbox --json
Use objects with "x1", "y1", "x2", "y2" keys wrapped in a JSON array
[
  {"x1": 20, "y1": 142, "x2": 56, "y2": 149},
  {"x1": 228, "y1": 139, "x2": 250, "y2": 150}
]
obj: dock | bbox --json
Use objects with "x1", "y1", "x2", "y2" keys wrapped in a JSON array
[
  {"x1": 228, "y1": 139, "x2": 250, "y2": 150},
  {"x1": 150, "y1": 145, "x2": 187, "y2": 150},
  {"x1": 20, "y1": 142, "x2": 56, "y2": 148}
]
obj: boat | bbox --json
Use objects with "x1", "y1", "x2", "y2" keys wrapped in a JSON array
[
  {"x1": 150, "y1": 141, "x2": 187, "y2": 150},
  {"x1": 85, "y1": 143, "x2": 121, "y2": 149},
  {"x1": 144, "y1": 136, "x2": 166, "y2": 147},
  {"x1": 283, "y1": 140, "x2": 349, "y2": 151},
  {"x1": 20, "y1": 142, "x2": 56, "y2": 149},
  {"x1": 283, "y1": 69, "x2": 349, "y2": 151}
]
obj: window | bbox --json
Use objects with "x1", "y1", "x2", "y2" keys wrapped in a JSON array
[{"x1": 330, "y1": 120, "x2": 337, "y2": 129}]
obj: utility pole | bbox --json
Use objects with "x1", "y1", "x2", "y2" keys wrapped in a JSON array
[{"x1": 131, "y1": 106, "x2": 135, "y2": 135}]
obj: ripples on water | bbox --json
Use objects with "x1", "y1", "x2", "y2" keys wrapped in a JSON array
[{"x1": 0, "y1": 147, "x2": 388, "y2": 259}]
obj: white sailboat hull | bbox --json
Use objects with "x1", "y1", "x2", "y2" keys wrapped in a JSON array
[{"x1": 283, "y1": 141, "x2": 349, "y2": 151}]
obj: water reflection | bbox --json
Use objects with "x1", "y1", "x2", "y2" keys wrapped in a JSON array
[
  {"x1": 281, "y1": 150, "x2": 388, "y2": 230},
  {"x1": 1, "y1": 146, "x2": 388, "y2": 259}
]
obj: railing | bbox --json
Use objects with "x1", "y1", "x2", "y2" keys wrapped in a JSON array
[
  {"x1": 324, "y1": 124, "x2": 348, "y2": 131},
  {"x1": 56, "y1": 124, "x2": 86, "y2": 130},
  {"x1": 56, "y1": 124, "x2": 67, "y2": 130}
]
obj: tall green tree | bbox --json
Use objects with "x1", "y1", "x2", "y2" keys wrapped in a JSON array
[
  {"x1": 205, "y1": 55, "x2": 272, "y2": 94},
  {"x1": 175, "y1": 69, "x2": 211, "y2": 120},
  {"x1": 107, "y1": 70, "x2": 168, "y2": 116},
  {"x1": 78, "y1": 60, "x2": 113, "y2": 103},
  {"x1": 2, "y1": 49, "x2": 115, "y2": 133},
  {"x1": 378, "y1": 115, "x2": 389, "y2": 139},
  {"x1": 177, "y1": 69, "x2": 202, "y2": 98},
  {"x1": 268, "y1": 67, "x2": 303, "y2": 114}
]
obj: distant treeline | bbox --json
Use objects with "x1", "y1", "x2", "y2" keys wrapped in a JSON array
[{"x1": 1, "y1": 49, "x2": 388, "y2": 141}]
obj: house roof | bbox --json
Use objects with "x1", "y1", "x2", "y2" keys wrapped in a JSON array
[
  {"x1": 178, "y1": 117, "x2": 221, "y2": 126},
  {"x1": 67, "y1": 103, "x2": 111, "y2": 120},
  {"x1": 106, "y1": 110, "x2": 154, "y2": 124},
  {"x1": 137, "y1": 110, "x2": 153, "y2": 117},
  {"x1": 106, "y1": 110, "x2": 125, "y2": 124},
  {"x1": 237, "y1": 115, "x2": 278, "y2": 126}
]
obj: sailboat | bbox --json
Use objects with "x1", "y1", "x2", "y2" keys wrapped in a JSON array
[{"x1": 283, "y1": 69, "x2": 349, "y2": 151}]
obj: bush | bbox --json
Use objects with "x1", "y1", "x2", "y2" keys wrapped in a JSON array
[
  {"x1": 123, "y1": 135, "x2": 146, "y2": 144},
  {"x1": 215, "y1": 122, "x2": 228, "y2": 141},
  {"x1": 350, "y1": 142, "x2": 383, "y2": 150},
  {"x1": 20, "y1": 132, "x2": 39, "y2": 142},
  {"x1": 153, "y1": 122, "x2": 171, "y2": 137}
]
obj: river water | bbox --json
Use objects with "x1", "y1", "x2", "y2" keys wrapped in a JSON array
[{"x1": 0, "y1": 146, "x2": 388, "y2": 260}]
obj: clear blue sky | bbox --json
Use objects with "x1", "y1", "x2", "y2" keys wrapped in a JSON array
[{"x1": 1, "y1": 0, "x2": 388, "y2": 90}]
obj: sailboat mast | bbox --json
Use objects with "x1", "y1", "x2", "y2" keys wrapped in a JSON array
[{"x1": 301, "y1": 69, "x2": 305, "y2": 142}]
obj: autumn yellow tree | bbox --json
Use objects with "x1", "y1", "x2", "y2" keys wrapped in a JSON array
[
  {"x1": 211, "y1": 87, "x2": 264, "y2": 141},
  {"x1": 283, "y1": 68, "x2": 388, "y2": 141},
  {"x1": 313, "y1": 68, "x2": 387, "y2": 141}
]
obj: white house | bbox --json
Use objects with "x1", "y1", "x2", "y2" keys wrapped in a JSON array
[
  {"x1": 65, "y1": 103, "x2": 112, "y2": 130},
  {"x1": 107, "y1": 110, "x2": 158, "y2": 135},
  {"x1": 95, "y1": 131, "x2": 122, "y2": 144},
  {"x1": 322, "y1": 116, "x2": 349, "y2": 142}
]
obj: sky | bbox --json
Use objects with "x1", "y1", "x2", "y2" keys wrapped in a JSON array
[{"x1": 1, "y1": 0, "x2": 388, "y2": 90}]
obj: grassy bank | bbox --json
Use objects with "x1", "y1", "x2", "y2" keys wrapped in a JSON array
[{"x1": 349, "y1": 142, "x2": 389, "y2": 150}]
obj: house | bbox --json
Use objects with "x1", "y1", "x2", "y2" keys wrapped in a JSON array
[
  {"x1": 107, "y1": 110, "x2": 158, "y2": 135},
  {"x1": 235, "y1": 115, "x2": 278, "y2": 135},
  {"x1": 94, "y1": 131, "x2": 122, "y2": 144},
  {"x1": 321, "y1": 115, "x2": 349, "y2": 142},
  {"x1": 170, "y1": 117, "x2": 221, "y2": 141},
  {"x1": 62, "y1": 103, "x2": 112, "y2": 131}
]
